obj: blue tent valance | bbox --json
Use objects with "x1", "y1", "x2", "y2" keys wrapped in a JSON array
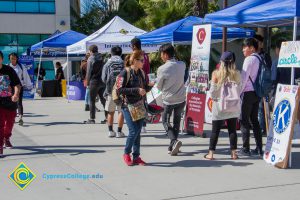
[{"x1": 204, "y1": 0, "x2": 300, "y2": 27}]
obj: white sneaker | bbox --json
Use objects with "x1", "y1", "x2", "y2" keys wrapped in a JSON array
[
  {"x1": 108, "y1": 131, "x2": 116, "y2": 138},
  {"x1": 141, "y1": 127, "x2": 147, "y2": 133},
  {"x1": 116, "y1": 132, "x2": 125, "y2": 138},
  {"x1": 171, "y1": 140, "x2": 182, "y2": 156}
]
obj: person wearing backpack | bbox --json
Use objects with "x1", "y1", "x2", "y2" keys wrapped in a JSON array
[
  {"x1": 204, "y1": 51, "x2": 241, "y2": 160},
  {"x1": 117, "y1": 50, "x2": 154, "y2": 166},
  {"x1": 238, "y1": 38, "x2": 264, "y2": 157},
  {"x1": 84, "y1": 45, "x2": 105, "y2": 124},
  {"x1": 254, "y1": 35, "x2": 272, "y2": 136},
  {"x1": 131, "y1": 38, "x2": 150, "y2": 133},
  {"x1": 9, "y1": 53, "x2": 33, "y2": 127},
  {"x1": 102, "y1": 46, "x2": 125, "y2": 138}
]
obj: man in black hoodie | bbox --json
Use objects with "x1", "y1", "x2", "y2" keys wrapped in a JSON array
[{"x1": 84, "y1": 45, "x2": 105, "y2": 124}]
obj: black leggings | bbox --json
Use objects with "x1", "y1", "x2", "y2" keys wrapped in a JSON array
[
  {"x1": 209, "y1": 118, "x2": 238, "y2": 151},
  {"x1": 18, "y1": 87, "x2": 24, "y2": 116}
]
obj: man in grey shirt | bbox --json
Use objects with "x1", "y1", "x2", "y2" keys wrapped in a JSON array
[{"x1": 156, "y1": 44, "x2": 186, "y2": 156}]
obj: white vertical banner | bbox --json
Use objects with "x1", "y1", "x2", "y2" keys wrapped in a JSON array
[
  {"x1": 188, "y1": 24, "x2": 211, "y2": 94},
  {"x1": 264, "y1": 84, "x2": 300, "y2": 168}
]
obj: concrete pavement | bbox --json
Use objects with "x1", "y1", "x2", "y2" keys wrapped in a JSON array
[{"x1": 0, "y1": 98, "x2": 300, "y2": 200}]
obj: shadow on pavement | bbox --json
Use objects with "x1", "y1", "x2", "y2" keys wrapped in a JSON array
[
  {"x1": 147, "y1": 159, "x2": 253, "y2": 168},
  {"x1": 5, "y1": 146, "x2": 105, "y2": 158},
  {"x1": 20, "y1": 121, "x2": 87, "y2": 127}
]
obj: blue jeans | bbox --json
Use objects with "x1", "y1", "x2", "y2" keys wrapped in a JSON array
[
  {"x1": 85, "y1": 88, "x2": 90, "y2": 105},
  {"x1": 122, "y1": 107, "x2": 144, "y2": 160}
]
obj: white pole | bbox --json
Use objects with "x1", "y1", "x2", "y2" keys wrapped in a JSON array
[
  {"x1": 66, "y1": 52, "x2": 70, "y2": 103},
  {"x1": 289, "y1": 16, "x2": 298, "y2": 168},
  {"x1": 291, "y1": 17, "x2": 298, "y2": 85},
  {"x1": 34, "y1": 48, "x2": 43, "y2": 99}
]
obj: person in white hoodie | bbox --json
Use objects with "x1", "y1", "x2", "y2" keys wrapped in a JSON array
[
  {"x1": 9, "y1": 53, "x2": 32, "y2": 127},
  {"x1": 204, "y1": 51, "x2": 241, "y2": 160},
  {"x1": 156, "y1": 44, "x2": 186, "y2": 156}
]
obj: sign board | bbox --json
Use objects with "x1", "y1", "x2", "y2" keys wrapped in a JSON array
[
  {"x1": 264, "y1": 84, "x2": 300, "y2": 168},
  {"x1": 183, "y1": 24, "x2": 211, "y2": 136},
  {"x1": 18, "y1": 55, "x2": 35, "y2": 99},
  {"x1": 187, "y1": 24, "x2": 211, "y2": 94},
  {"x1": 277, "y1": 41, "x2": 300, "y2": 68},
  {"x1": 184, "y1": 93, "x2": 206, "y2": 136}
]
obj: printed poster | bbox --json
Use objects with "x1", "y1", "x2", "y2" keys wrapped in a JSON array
[
  {"x1": 277, "y1": 41, "x2": 300, "y2": 68},
  {"x1": 264, "y1": 84, "x2": 300, "y2": 168}
]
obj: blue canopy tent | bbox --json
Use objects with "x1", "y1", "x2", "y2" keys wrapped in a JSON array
[
  {"x1": 31, "y1": 30, "x2": 87, "y2": 57},
  {"x1": 138, "y1": 16, "x2": 254, "y2": 45},
  {"x1": 204, "y1": 0, "x2": 300, "y2": 27},
  {"x1": 30, "y1": 30, "x2": 87, "y2": 100},
  {"x1": 204, "y1": 0, "x2": 300, "y2": 84}
]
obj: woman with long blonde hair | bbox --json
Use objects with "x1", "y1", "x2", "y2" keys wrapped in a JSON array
[{"x1": 204, "y1": 51, "x2": 241, "y2": 160}]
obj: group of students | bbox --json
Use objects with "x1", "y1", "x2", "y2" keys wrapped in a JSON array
[
  {"x1": 0, "y1": 35, "x2": 291, "y2": 163},
  {"x1": 0, "y1": 51, "x2": 33, "y2": 157}
]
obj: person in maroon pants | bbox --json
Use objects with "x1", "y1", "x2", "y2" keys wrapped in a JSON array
[{"x1": 0, "y1": 51, "x2": 21, "y2": 157}]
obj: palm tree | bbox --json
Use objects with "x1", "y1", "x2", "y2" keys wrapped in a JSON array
[{"x1": 135, "y1": 0, "x2": 193, "y2": 31}]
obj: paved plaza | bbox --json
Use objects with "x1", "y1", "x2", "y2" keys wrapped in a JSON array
[{"x1": 0, "y1": 98, "x2": 300, "y2": 200}]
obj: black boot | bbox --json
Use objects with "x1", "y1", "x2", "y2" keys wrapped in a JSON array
[{"x1": 85, "y1": 104, "x2": 90, "y2": 111}]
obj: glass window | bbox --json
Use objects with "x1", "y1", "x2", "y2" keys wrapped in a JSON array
[
  {"x1": 18, "y1": 34, "x2": 40, "y2": 45},
  {"x1": 0, "y1": 34, "x2": 18, "y2": 46},
  {"x1": 41, "y1": 34, "x2": 50, "y2": 41},
  {"x1": 16, "y1": 2, "x2": 39, "y2": 13},
  {"x1": 17, "y1": 46, "x2": 30, "y2": 55},
  {"x1": 0, "y1": 1, "x2": 56, "y2": 14},
  {"x1": 0, "y1": 46, "x2": 18, "y2": 64},
  {"x1": 0, "y1": 1, "x2": 15, "y2": 12},
  {"x1": 39, "y1": 2, "x2": 55, "y2": 13}
]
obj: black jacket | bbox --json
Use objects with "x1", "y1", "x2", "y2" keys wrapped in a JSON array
[{"x1": 116, "y1": 68, "x2": 151, "y2": 105}]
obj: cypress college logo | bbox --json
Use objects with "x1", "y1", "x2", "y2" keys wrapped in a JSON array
[
  {"x1": 273, "y1": 99, "x2": 292, "y2": 134},
  {"x1": 196, "y1": 28, "x2": 206, "y2": 45},
  {"x1": 9, "y1": 162, "x2": 36, "y2": 190}
]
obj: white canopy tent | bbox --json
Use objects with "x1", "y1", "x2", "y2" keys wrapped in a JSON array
[{"x1": 66, "y1": 16, "x2": 158, "y2": 54}]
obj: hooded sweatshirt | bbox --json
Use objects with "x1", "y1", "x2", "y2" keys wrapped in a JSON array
[{"x1": 86, "y1": 53, "x2": 104, "y2": 86}]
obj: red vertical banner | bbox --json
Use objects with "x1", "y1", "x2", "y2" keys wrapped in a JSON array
[{"x1": 184, "y1": 93, "x2": 206, "y2": 136}]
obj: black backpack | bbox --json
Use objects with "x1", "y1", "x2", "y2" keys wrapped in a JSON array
[
  {"x1": 249, "y1": 55, "x2": 272, "y2": 98},
  {"x1": 107, "y1": 61, "x2": 124, "y2": 93}
]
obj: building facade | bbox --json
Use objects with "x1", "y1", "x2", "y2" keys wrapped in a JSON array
[{"x1": 0, "y1": 0, "x2": 80, "y2": 67}]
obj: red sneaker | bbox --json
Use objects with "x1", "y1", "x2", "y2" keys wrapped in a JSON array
[
  {"x1": 123, "y1": 154, "x2": 133, "y2": 166},
  {"x1": 133, "y1": 157, "x2": 146, "y2": 166}
]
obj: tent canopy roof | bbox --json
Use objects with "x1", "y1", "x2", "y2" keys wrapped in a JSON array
[
  {"x1": 138, "y1": 16, "x2": 254, "y2": 45},
  {"x1": 67, "y1": 16, "x2": 147, "y2": 54},
  {"x1": 30, "y1": 30, "x2": 87, "y2": 52},
  {"x1": 204, "y1": 0, "x2": 300, "y2": 27}
]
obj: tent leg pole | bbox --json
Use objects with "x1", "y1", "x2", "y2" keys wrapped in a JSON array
[
  {"x1": 67, "y1": 53, "x2": 70, "y2": 103},
  {"x1": 35, "y1": 48, "x2": 43, "y2": 99},
  {"x1": 289, "y1": 16, "x2": 298, "y2": 168}
]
